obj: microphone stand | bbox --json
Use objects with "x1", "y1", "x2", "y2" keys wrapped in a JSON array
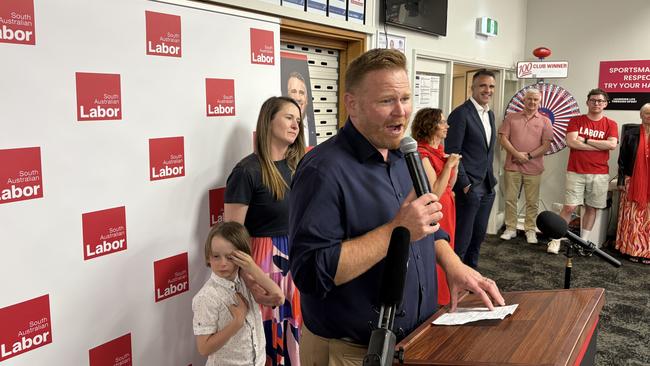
[
  {"x1": 564, "y1": 238, "x2": 615, "y2": 289},
  {"x1": 537, "y1": 210, "x2": 621, "y2": 290},
  {"x1": 364, "y1": 306, "x2": 397, "y2": 366},
  {"x1": 563, "y1": 244, "x2": 573, "y2": 289}
]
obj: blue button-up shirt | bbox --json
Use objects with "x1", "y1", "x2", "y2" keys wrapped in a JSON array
[{"x1": 289, "y1": 120, "x2": 447, "y2": 344}]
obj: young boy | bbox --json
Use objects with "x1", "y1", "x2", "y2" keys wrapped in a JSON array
[{"x1": 192, "y1": 222, "x2": 284, "y2": 365}]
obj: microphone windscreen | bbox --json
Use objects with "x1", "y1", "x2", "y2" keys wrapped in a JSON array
[
  {"x1": 536, "y1": 211, "x2": 568, "y2": 239},
  {"x1": 399, "y1": 136, "x2": 418, "y2": 154},
  {"x1": 379, "y1": 226, "x2": 411, "y2": 306}
]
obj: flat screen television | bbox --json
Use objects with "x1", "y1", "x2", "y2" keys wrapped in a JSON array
[{"x1": 383, "y1": 0, "x2": 448, "y2": 37}]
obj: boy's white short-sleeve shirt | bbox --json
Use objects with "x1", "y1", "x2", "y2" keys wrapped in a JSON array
[{"x1": 192, "y1": 272, "x2": 265, "y2": 366}]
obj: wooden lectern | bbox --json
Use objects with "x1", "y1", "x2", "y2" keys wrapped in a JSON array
[{"x1": 396, "y1": 288, "x2": 605, "y2": 366}]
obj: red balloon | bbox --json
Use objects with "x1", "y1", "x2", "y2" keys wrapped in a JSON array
[{"x1": 533, "y1": 47, "x2": 552, "y2": 59}]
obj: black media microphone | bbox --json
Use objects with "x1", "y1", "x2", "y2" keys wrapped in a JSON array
[
  {"x1": 363, "y1": 226, "x2": 410, "y2": 366},
  {"x1": 399, "y1": 136, "x2": 431, "y2": 197},
  {"x1": 536, "y1": 211, "x2": 621, "y2": 267}
]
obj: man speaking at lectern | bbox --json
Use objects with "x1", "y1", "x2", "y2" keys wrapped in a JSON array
[{"x1": 289, "y1": 48, "x2": 504, "y2": 366}]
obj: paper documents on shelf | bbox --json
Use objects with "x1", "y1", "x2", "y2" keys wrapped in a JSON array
[{"x1": 432, "y1": 304, "x2": 519, "y2": 325}]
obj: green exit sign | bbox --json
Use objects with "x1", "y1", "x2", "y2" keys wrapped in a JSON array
[{"x1": 477, "y1": 17, "x2": 498, "y2": 37}]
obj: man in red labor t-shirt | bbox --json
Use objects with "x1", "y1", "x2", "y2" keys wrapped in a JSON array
[{"x1": 547, "y1": 88, "x2": 618, "y2": 254}]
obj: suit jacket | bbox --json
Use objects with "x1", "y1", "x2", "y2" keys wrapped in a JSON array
[
  {"x1": 617, "y1": 124, "x2": 641, "y2": 186},
  {"x1": 445, "y1": 99, "x2": 497, "y2": 194}
]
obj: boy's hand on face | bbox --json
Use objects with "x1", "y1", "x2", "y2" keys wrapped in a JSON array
[{"x1": 229, "y1": 250, "x2": 262, "y2": 276}]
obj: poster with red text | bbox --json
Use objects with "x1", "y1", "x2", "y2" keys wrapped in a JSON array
[
  {"x1": 0, "y1": 147, "x2": 43, "y2": 204},
  {"x1": 208, "y1": 187, "x2": 225, "y2": 226},
  {"x1": 88, "y1": 333, "x2": 132, "y2": 366},
  {"x1": 0, "y1": 295, "x2": 52, "y2": 362},
  {"x1": 82, "y1": 206, "x2": 127, "y2": 260},
  {"x1": 0, "y1": 0, "x2": 36, "y2": 45},
  {"x1": 76, "y1": 72, "x2": 122, "y2": 121},
  {"x1": 149, "y1": 137, "x2": 185, "y2": 181},
  {"x1": 153, "y1": 253, "x2": 189, "y2": 302},
  {"x1": 599, "y1": 60, "x2": 650, "y2": 110},
  {"x1": 145, "y1": 10, "x2": 181, "y2": 57},
  {"x1": 205, "y1": 78, "x2": 235, "y2": 117},
  {"x1": 250, "y1": 28, "x2": 275, "y2": 65}
]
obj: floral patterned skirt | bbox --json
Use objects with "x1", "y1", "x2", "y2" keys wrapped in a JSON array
[{"x1": 251, "y1": 235, "x2": 302, "y2": 366}]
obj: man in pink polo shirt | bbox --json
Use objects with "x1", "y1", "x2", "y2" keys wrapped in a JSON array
[{"x1": 498, "y1": 87, "x2": 553, "y2": 244}]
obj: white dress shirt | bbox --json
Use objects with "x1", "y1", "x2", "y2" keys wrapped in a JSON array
[{"x1": 469, "y1": 96, "x2": 492, "y2": 147}]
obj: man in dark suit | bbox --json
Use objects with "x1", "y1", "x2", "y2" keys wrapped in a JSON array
[{"x1": 445, "y1": 70, "x2": 497, "y2": 268}]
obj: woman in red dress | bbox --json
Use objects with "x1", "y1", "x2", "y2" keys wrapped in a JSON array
[
  {"x1": 411, "y1": 108, "x2": 461, "y2": 305},
  {"x1": 616, "y1": 103, "x2": 650, "y2": 264}
]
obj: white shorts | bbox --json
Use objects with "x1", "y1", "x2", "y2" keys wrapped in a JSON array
[{"x1": 565, "y1": 172, "x2": 610, "y2": 209}]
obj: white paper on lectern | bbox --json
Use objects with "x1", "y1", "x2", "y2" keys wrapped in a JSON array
[{"x1": 432, "y1": 304, "x2": 519, "y2": 325}]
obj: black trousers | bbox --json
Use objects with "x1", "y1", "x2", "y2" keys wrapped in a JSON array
[{"x1": 454, "y1": 180, "x2": 495, "y2": 268}]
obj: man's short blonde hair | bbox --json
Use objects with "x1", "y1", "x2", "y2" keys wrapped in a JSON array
[{"x1": 345, "y1": 48, "x2": 407, "y2": 92}]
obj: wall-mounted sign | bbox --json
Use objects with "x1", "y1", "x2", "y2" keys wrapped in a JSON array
[
  {"x1": 414, "y1": 72, "x2": 440, "y2": 110},
  {"x1": 377, "y1": 31, "x2": 405, "y2": 54},
  {"x1": 599, "y1": 60, "x2": 650, "y2": 110},
  {"x1": 516, "y1": 61, "x2": 569, "y2": 79},
  {"x1": 476, "y1": 17, "x2": 498, "y2": 37}
]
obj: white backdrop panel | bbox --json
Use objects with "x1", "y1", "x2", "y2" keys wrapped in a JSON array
[{"x1": 0, "y1": 0, "x2": 280, "y2": 365}]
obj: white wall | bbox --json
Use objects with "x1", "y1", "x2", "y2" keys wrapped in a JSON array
[
  {"x1": 210, "y1": 0, "x2": 529, "y2": 73},
  {"x1": 525, "y1": 0, "x2": 650, "y2": 209},
  {"x1": 371, "y1": 0, "x2": 528, "y2": 70}
]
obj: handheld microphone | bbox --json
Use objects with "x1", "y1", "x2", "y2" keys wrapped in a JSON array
[
  {"x1": 399, "y1": 137, "x2": 431, "y2": 197},
  {"x1": 363, "y1": 226, "x2": 410, "y2": 366},
  {"x1": 536, "y1": 211, "x2": 621, "y2": 267}
]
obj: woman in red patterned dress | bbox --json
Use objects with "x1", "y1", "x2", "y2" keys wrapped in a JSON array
[
  {"x1": 411, "y1": 108, "x2": 461, "y2": 305},
  {"x1": 616, "y1": 103, "x2": 650, "y2": 264}
]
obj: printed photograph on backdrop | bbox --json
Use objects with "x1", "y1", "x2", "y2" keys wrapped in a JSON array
[{"x1": 281, "y1": 51, "x2": 317, "y2": 146}]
